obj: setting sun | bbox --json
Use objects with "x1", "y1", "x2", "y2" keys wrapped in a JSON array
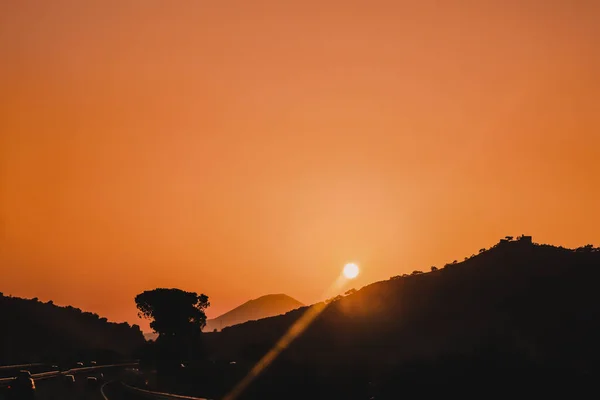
[{"x1": 343, "y1": 263, "x2": 360, "y2": 279}]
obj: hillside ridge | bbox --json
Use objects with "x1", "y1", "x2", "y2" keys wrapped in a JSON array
[
  {"x1": 0, "y1": 293, "x2": 145, "y2": 364},
  {"x1": 206, "y1": 236, "x2": 600, "y2": 375}
]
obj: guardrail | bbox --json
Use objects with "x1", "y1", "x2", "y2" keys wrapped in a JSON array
[
  {"x1": 29, "y1": 371, "x2": 61, "y2": 380},
  {"x1": 121, "y1": 382, "x2": 210, "y2": 400},
  {"x1": 0, "y1": 362, "x2": 139, "y2": 386},
  {"x1": 63, "y1": 362, "x2": 138, "y2": 375},
  {"x1": 0, "y1": 371, "x2": 59, "y2": 386},
  {"x1": 0, "y1": 364, "x2": 45, "y2": 371}
]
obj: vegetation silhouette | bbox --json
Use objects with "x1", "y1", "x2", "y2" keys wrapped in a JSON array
[
  {"x1": 0, "y1": 294, "x2": 144, "y2": 365},
  {"x1": 4, "y1": 237, "x2": 597, "y2": 398},
  {"x1": 135, "y1": 288, "x2": 210, "y2": 338},
  {"x1": 135, "y1": 288, "x2": 210, "y2": 393},
  {"x1": 139, "y1": 237, "x2": 600, "y2": 399}
]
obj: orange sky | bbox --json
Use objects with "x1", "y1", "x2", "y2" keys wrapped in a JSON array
[{"x1": 1, "y1": 0, "x2": 599, "y2": 332}]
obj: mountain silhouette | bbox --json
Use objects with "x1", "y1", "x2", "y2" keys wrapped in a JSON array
[
  {"x1": 204, "y1": 294, "x2": 304, "y2": 332},
  {"x1": 195, "y1": 237, "x2": 600, "y2": 398},
  {"x1": 0, "y1": 294, "x2": 145, "y2": 365}
]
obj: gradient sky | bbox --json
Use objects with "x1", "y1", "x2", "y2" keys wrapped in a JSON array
[{"x1": 1, "y1": 0, "x2": 599, "y2": 331}]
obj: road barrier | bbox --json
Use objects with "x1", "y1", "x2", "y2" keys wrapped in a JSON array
[
  {"x1": 0, "y1": 364, "x2": 45, "y2": 371},
  {"x1": 0, "y1": 371, "x2": 60, "y2": 386}
]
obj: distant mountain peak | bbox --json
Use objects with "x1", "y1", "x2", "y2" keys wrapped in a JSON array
[{"x1": 205, "y1": 294, "x2": 304, "y2": 332}]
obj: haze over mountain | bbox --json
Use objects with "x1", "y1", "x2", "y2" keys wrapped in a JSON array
[{"x1": 204, "y1": 294, "x2": 304, "y2": 332}]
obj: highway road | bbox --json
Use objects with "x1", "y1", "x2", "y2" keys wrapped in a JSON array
[
  {"x1": 0, "y1": 365, "x2": 206, "y2": 400},
  {"x1": 0, "y1": 365, "x2": 149, "y2": 400},
  {"x1": 17, "y1": 368, "x2": 128, "y2": 400},
  {"x1": 32, "y1": 373, "x2": 108, "y2": 400}
]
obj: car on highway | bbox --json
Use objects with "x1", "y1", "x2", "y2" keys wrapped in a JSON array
[
  {"x1": 7, "y1": 370, "x2": 36, "y2": 400},
  {"x1": 89, "y1": 361, "x2": 97, "y2": 366},
  {"x1": 74, "y1": 362, "x2": 84, "y2": 368}
]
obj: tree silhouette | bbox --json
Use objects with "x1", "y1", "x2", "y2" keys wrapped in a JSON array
[
  {"x1": 431, "y1": 266, "x2": 438, "y2": 272},
  {"x1": 326, "y1": 295, "x2": 344, "y2": 304},
  {"x1": 135, "y1": 288, "x2": 210, "y2": 338}
]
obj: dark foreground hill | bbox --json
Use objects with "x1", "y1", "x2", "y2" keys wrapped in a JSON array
[
  {"x1": 189, "y1": 237, "x2": 600, "y2": 399},
  {"x1": 204, "y1": 294, "x2": 304, "y2": 332},
  {"x1": 0, "y1": 294, "x2": 145, "y2": 365}
]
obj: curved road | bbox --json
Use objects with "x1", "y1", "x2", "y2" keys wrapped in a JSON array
[{"x1": 101, "y1": 381, "x2": 146, "y2": 400}]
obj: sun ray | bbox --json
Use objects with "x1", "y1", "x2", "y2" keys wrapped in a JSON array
[{"x1": 222, "y1": 264, "x2": 358, "y2": 400}]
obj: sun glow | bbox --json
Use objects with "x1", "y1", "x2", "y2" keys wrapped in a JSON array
[{"x1": 343, "y1": 263, "x2": 359, "y2": 279}]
